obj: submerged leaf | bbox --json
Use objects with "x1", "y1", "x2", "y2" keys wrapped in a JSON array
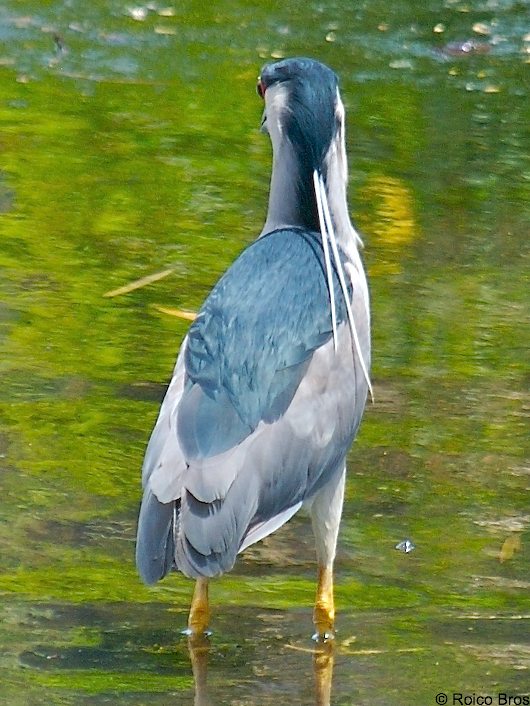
[{"x1": 499, "y1": 534, "x2": 521, "y2": 563}]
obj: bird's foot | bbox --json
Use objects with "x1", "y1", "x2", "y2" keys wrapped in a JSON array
[
  {"x1": 312, "y1": 600, "x2": 335, "y2": 642},
  {"x1": 186, "y1": 577, "x2": 210, "y2": 637},
  {"x1": 312, "y1": 629, "x2": 335, "y2": 643},
  {"x1": 182, "y1": 626, "x2": 212, "y2": 638}
]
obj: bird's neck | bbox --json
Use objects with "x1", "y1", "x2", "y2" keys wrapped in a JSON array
[{"x1": 261, "y1": 134, "x2": 356, "y2": 254}]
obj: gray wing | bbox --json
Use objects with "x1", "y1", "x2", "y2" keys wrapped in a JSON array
[
  {"x1": 136, "y1": 228, "x2": 370, "y2": 582},
  {"x1": 135, "y1": 351, "x2": 187, "y2": 584}
]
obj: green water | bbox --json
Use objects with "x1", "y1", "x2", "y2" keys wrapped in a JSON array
[{"x1": 0, "y1": 1, "x2": 529, "y2": 704}]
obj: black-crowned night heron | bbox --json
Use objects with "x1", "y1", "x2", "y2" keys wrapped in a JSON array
[{"x1": 136, "y1": 57, "x2": 371, "y2": 640}]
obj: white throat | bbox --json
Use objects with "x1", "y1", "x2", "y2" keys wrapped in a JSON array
[{"x1": 260, "y1": 84, "x2": 301, "y2": 234}]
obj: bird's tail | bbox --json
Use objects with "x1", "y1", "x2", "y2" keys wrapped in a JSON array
[
  {"x1": 173, "y1": 486, "x2": 256, "y2": 579},
  {"x1": 135, "y1": 487, "x2": 176, "y2": 585}
]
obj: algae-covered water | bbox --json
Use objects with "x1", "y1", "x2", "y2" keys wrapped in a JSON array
[{"x1": 0, "y1": 1, "x2": 529, "y2": 704}]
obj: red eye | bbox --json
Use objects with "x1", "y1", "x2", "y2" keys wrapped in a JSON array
[{"x1": 256, "y1": 78, "x2": 265, "y2": 99}]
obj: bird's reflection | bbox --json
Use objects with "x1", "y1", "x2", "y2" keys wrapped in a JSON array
[
  {"x1": 187, "y1": 634, "x2": 212, "y2": 706},
  {"x1": 313, "y1": 641, "x2": 334, "y2": 706},
  {"x1": 186, "y1": 634, "x2": 335, "y2": 706}
]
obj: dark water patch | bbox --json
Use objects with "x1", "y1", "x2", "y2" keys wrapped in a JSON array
[
  {"x1": 114, "y1": 380, "x2": 168, "y2": 403},
  {"x1": 0, "y1": 373, "x2": 92, "y2": 402},
  {"x1": 19, "y1": 642, "x2": 180, "y2": 675},
  {"x1": 431, "y1": 615, "x2": 530, "y2": 645},
  {"x1": 0, "y1": 175, "x2": 15, "y2": 213}
]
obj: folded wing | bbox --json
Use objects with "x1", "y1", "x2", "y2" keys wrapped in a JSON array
[{"x1": 136, "y1": 228, "x2": 370, "y2": 582}]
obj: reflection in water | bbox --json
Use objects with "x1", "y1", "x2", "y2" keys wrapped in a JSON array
[
  {"x1": 313, "y1": 642, "x2": 334, "y2": 706},
  {"x1": 187, "y1": 635, "x2": 335, "y2": 706},
  {"x1": 359, "y1": 174, "x2": 417, "y2": 275},
  {"x1": 188, "y1": 635, "x2": 211, "y2": 706}
]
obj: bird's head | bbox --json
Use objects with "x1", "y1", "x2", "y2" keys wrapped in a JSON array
[
  {"x1": 257, "y1": 57, "x2": 349, "y2": 236},
  {"x1": 257, "y1": 57, "x2": 343, "y2": 176}
]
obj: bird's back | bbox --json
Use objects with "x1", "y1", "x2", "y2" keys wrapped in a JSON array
[{"x1": 136, "y1": 226, "x2": 370, "y2": 581}]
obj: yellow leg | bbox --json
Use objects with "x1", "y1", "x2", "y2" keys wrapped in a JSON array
[
  {"x1": 188, "y1": 578, "x2": 210, "y2": 636},
  {"x1": 310, "y1": 467, "x2": 345, "y2": 641},
  {"x1": 313, "y1": 564, "x2": 335, "y2": 640}
]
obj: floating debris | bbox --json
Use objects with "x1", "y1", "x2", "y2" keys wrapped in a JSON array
[
  {"x1": 48, "y1": 32, "x2": 67, "y2": 67},
  {"x1": 389, "y1": 59, "x2": 413, "y2": 70},
  {"x1": 103, "y1": 268, "x2": 174, "y2": 298},
  {"x1": 439, "y1": 39, "x2": 491, "y2": 57},
  {"x1": 472, "y1": 22, "x2": 491, "y2": 36},
  {"x1": 153, "y1": 305, "x2": 197, "y2": 321},
  {"x1": 52, "y1": 33, "x2": 67, "y2": 56},
  {"x1": 154, "y1": 26, "x2": 177, "y2": 35},
  {"x1": 395, "y1": 539, "x2": 415, "y2": 554},
  {"x1": 68, "y1": 22, "x2": 85, "y2": 33},
  {"x1": 128, "y1": 6, "x2": 148, "y2": 21}
]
